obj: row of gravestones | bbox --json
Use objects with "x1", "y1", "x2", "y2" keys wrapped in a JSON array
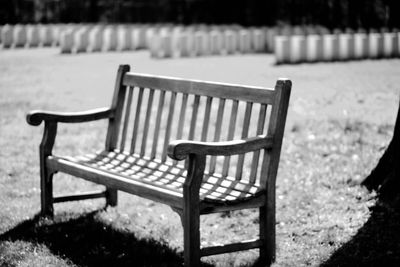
[
  {"x1": 148, "y1": 25, "x2": 334, "y2": 58},
  {"x1": 0, "y1": 24, "x2": 64, "y2": 48},
  {"x1": 3, "y1": 23, "x2": 398, "y2": 63},
  {"x1": 0, "y1": 23, "x2": 332, "y2": 55},
  {"x1": 275, "y1": 31, "x2": 400, "y2": 64},
  {"x1": 0, "y1": 23, "x2": 153, "y2": 52},
  {"x1": 148, "y1": 27, "x2": 270, "y2": 58},
  {"x1": 58, "y1": 24, "x2": 151, "y2": 53}
]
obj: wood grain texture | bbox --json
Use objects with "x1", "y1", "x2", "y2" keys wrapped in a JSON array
[
  {"x1": 120, "y1": 87, "x2": 134, "y2": 151},
  {"x1": 236, "y1": 102, "x2": 253, "y2": 180},
  {"x1": 26, "y1": 107, "x2": 113, "y2": 126},
  {"x1": 140, "y1": 88, "x2": 155, "y2": 157},
  {"x1": 105, "y1": 64, "x2": 131, "y2": 151},
  {"x1": 39, "y1": 121, "x2": 57, "y2": 217},
  {"x1": 105, "y1": 64, "x2": 130, "y2": 206},
  {"x1": 201, "y1": 96, "x2": 213, "y2": 141},
  {"x1": 209, "y1": 98, "x2": 226, "y2": 174},
  {"x1": 183, "y1": 154, "x2": 205, "y2": 267},
  {"x1": 162, "y1": 92, "x2": 177, "y2": 162},
  {"x1": 124, "y1": 72, "x2": 275, "y2": 105},
  {"x1": 168, "y1": 135, "x2": 273, "y2": 160},
  {"x1": 47, "y1": 157, "x2": 183, "y2": 208},
  {"x1": 150, "y1": 90, "x2": 166, "y2": 159},
  {"x1": 222, "y1": 100, "x2": 239, "y2": 176},
  {"x1": 250, "y1": 104, "x2": 268, "y2": 183},
  {"x1": 176, "y1": 93, "x2": 188, "y2": 140},
  {"x1": 27, "y1": 64, "x2": 292, "y2": 266},
  {"x1": 188, "y1": 95, "x2": 200, "y2": 141},
  {"x1": 259, "y1": 79, "x2": 291, "y2": 265},
  {"x1": 130, "y1": 87, "x2": 144, "y2": 154}
]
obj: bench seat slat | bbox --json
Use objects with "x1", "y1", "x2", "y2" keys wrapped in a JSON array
[
  {"x1": 123, "y1": 72, "x2": 275, "y2": 105},
  {"x1": 47, "y1": 151, "x2": 263, "y2": 206},
  {"x1": 92, "y1": 151, "x2": 260, "y2": 194},
  {"x1": 47, "y1": 156, "x2": 183, "y2": 208},
  {"x1": 65, "y1": 151, "x2": 261, "y2": 195}
]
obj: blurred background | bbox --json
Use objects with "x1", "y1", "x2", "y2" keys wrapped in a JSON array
[{"x1": 1, "y1": 0, "x2": 400, "y2": 30}]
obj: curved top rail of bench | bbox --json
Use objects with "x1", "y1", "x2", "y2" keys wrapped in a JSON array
[{"x1": 123, "y1": 72, "x2": 276, "y2": 105}]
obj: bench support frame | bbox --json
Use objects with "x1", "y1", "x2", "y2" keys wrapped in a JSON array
[{"x1": 28, "y1": 64, "x2": 292, "y2": 267}]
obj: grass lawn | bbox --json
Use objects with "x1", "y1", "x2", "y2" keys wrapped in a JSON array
[{"x1": 1, "y1": 48, "x2": 400, "y2": 266}]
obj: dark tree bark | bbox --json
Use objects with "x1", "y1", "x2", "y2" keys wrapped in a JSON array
[{"x1": 362, "y1": 99, "x2": 400, "y2": 202}]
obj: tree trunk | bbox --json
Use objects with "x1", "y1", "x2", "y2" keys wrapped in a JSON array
[{"x1": 362, "y1": 98, "x2": 400, "y2": 202}]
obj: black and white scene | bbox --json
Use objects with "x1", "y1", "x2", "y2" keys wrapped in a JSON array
[{"x1": 1, "y1": 0, "x2": 400, "y2": 266}]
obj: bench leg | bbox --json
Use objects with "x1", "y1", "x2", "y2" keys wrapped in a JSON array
[
  {"x1": 40, "y1": 168, "x2": 54, "y2": 217},
  {"x1": 259, "y1": 205, "x2": 275, "y2": 266},
  {"x1": 39, "y1": 121, "x2": 57, "y2": 217},
  {"x1": 105, "y1": 188, "x2": 118, "y2": 207},
  {"x1": 183, "y1": 205, "x2": 201, "y2": 267}
]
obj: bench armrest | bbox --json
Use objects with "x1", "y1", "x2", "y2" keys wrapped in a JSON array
[
  {"x1": 26, "y1": 107, "x2": 113, "y2": 126},
  {"x1": 168, "y1": 135, "x2": 273, "y2": 160}
]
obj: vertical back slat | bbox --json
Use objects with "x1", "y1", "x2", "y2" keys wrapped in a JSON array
[
  {"x1": 209, "y1": 98, "x2": 225, "y2": 174},
  {"x1": 161, "y1": 92, "x2": 177, "y2": 161},
  {"x1": 201, "y1": 96, "x2": 213, "y2": 141},
  {"x1": 130, "y1": 87, "x2": 144, "y2": 154},
  {"x1": 188, "y1": 95, "x2": 201, "y2": 140},
  {"x1": 119, "y1": 87, "x2": 134, "y2": 151},
  {"x1": 222, "y1": 100, "x2": 239, "y2": 176},
  {"x1": 140, "y1": 88, "x2": 155, "y2": 157},
  {"x1": 176, "y1": 93, "x2": 188, "y2": 140},
  {"x1": 105, "y1": 64, "x2": 130, "y2": 150},
  {"x1": 249, "y1": 104, "x2": 267, "y2": 183},
  {"x1": 235, "y1": 102, "x2": 253, "y2": 180},
  {"x1": 150, "y1": 90, "x2": 166, "y2": 159}
]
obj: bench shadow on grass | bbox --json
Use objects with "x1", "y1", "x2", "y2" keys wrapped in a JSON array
[
  {"x1": 321, "y1": 201, "x2": 400, "y2": 266},
  {"x1": 0, "y1": 211, "x2": 213, "y2": 267}
]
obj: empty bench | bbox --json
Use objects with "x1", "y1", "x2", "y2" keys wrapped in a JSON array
[{"x1": 26, "y1": 65, "x2": 291, "y2": 266}]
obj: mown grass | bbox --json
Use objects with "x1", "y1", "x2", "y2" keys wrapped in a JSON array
[{"x1": 1, "y1": 49, "x2": 400, "y2": 266}]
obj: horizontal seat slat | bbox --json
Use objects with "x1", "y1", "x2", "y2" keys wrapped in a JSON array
[
  {"x1": 123, "y1": 72, "x2": 276, "y2": 105},
  {"x1": 48, "y1": 151, "x2": 263, "y2": 205},
  {"x1": 80, "y1": 151, "x2": 261, "y2": 193},
  {"x1": 47, "y1": 157, "x2": 184, "y2": 208}
]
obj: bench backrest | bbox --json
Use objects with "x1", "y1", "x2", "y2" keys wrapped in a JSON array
[{"x1": 105, "y1": 65, "x2": 291, "y2": 189}]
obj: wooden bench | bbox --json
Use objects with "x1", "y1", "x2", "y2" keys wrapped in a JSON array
[{"x1": 26, "y1": 65, "x2": 291, "y2": 266}]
